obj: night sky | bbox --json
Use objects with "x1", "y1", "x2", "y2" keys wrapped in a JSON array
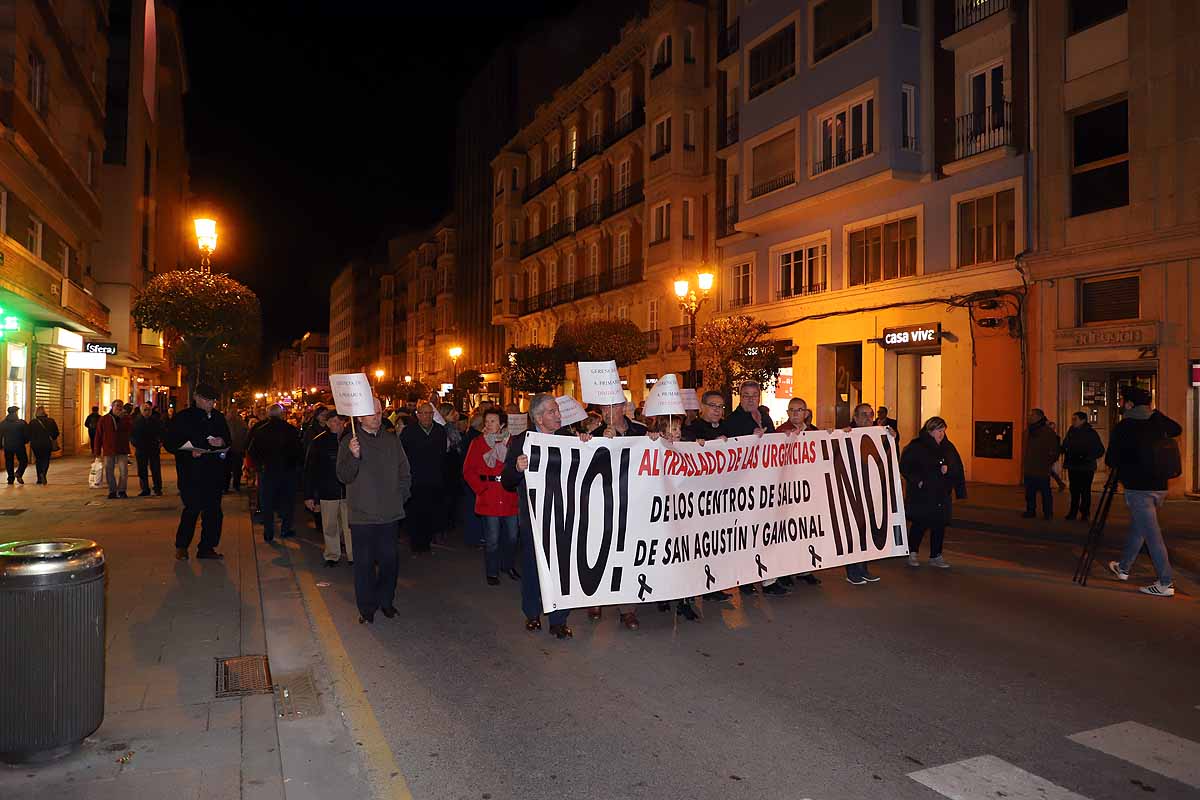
[{"x1": 180, "y1": 1, "x2": 577, "y2": 372}]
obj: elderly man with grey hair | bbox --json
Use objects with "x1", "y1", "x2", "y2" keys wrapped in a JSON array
[
  {"x1": 399, "y1": 400, "x2": 448, "y2": 554},
  {"x1": 247, "y1": 403, "x2": 303, "y2": 542},
  {"x1": 501, "y1": 394, "x2": 592, "y2": 640}
]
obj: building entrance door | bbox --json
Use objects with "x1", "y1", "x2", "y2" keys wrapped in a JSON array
[
  {"x1": 1066, "y1": 366, "x2": 1157, "y2": 477},
  {"x1": 895, "y1": 351, "x2": 941, "y2": 441}
]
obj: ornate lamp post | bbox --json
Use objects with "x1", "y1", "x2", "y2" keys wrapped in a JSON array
[
  {"x1": 673, "y1": 267, "x2": 715, "y2": 389},
  {"x1": 194, "y1": 218, "x2": 217, "y2": 272},
  {"x1": 447, "y1": 345, "x2": 463, "y2": 410}
]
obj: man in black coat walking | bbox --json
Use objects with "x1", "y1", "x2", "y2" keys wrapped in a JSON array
[
  {"x1": 28, "y1": 406, "x2": 59, "y2": 484},
  {"x1": 131, "y1": 403, "x2": 166, "y2": 496},
  {"x1": 248, "y1": 404, "x2": 304, "y2": 542},
  {"x1": 171, "y1": 384, "x2": 232, "y2": 560},
  {"x1": 399, "y1": 402, "x2": 446, "y2": 553},
  {"x1": 1060, "y1": 411, "x2": 1104, "y2": 521},
  {"x1": 0, "y1": 406, "x2": 29, "y2": 485}
]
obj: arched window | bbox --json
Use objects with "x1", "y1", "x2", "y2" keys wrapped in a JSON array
[
  {"x1": 654, "y1": 34, "x2": 672, "y2": 68},
  {"x1": 683, "y1": 28, "x2": 695, "y2": 62}
]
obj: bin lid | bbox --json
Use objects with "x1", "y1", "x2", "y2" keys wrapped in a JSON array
[{"x1": 0, "y1": 539, "x2": 105, "y2": 582}]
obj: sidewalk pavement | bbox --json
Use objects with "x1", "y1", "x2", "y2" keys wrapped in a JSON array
[
  {"x1": 0, "y1": 455, "x2": 282, "y2": 800},
  {"x1": 953, "y1": 481, "x2": 1200, "y2": 575}
]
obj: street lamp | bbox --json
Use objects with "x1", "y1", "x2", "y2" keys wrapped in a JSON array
[
  {"x1": 374, "y1": 368, "x2": 385, "y2": 382},
  {"x1": 447, "y1": 346, "x2": 463, "y2": 410},
  {"x1": 674, "y1": 266, "x2": 715, "y2": 390},
  {"x1": 194, "y1": 218, "x2": 217, "y2": 272}
]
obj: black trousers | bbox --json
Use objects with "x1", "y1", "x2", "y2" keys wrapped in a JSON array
[
  {"x1": 909, "y1": 522, "x2": 946, "y2": 559},
  {"x1": 406, "y1": 489, "x2": 441, "y2": 552},
  {"x1": 226, "y1": 450, "x2": 243, "y2": 490},
  {"x1": 31, "y1": 446, "x2": 51, "y2": 483},
  {"x1": 5, "y1": 448, "x2": 27, "y2": 482},
  {"x1": 260, "y1": 468, "x2": 297, "y2": 539},
  {"x1": 136, "y1": 448, "x2": 162, "y2": 493},
  {"x1": 350, "y1": 521, "x2": 399, "y2": 615},
  {"x1": 1067, "y1": 469, "x2": 1095, "y2": 518},
  {"x1": 175, "y1": 461, "x2": 224, "y2": 552}
]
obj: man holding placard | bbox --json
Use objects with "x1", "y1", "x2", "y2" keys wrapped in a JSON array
[
  {"x1": 337, "y1": 396, "x2": 411, "y2": 624},
  {"x1": 172, "y1": 384, "x2": 232, "y2": 560}
]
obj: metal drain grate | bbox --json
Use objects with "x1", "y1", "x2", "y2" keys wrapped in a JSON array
[
  {"x1": 0, "y1": 509, "x2": 28, "y2": 516},
  {"x1": 215, "y1": 655, "x2": 273, "y2": 697},
  {"x1": 273, "y1": 670, "x2": 323, "y2": 721}
]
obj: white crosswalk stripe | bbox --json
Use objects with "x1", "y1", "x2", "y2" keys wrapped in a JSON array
[
  {"x1": 908, "y1": 755, "x2": 1091, "y2": 800},
  {"x1": 1068, "y1": 721, "x2": 1200, "y2": 790}
]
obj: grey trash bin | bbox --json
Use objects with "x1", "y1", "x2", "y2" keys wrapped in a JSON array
[{"x1": 0, "y1": 538, "x2": 105, "y2": 763}]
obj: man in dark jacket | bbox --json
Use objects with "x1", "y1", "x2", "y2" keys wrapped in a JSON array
[
  {"x1": 131, "y1": 403, "x2": 166, "y2": 496},
  {"x1": 720, "y1": 381, "x2": 775, "y2": 437},
  {"x1": 94, "y1": 399, "x2": 133, "y2": 498},
  {"x1": 844, "y1": 403, "x2": 893, "y2": 586},
  {"x1": 1060, "y1": 411, "x2": 1104, "y2": 521},
  {"x1": 399, "y1": 402, "x2": 447, "y2": 553},
  {"x1": 305, "y1": 413, "x2": 352, "y2": 566},
  {"x1": 248, "y1": 404, "x2": 304, "y2": 542},
  {"x1": 1021, "y1": 409, "x2": 1060, "y2": 520},
  {"x1": 502, "y1": 393, "x2": 580, "y2": 639},
  {"x1": 337, "y1": 397, "x2": 411, "y2": 623},
  {"x1": 171, "y1": 384, "x2": 232, "y2": 560},
  {"x1": 0, "y1": 406, "x2": 29, "y2": 485},
  {"x1": 28, "y1": 406, "x2": 59, "y2": 484},
  {"x1": 1106, "y1": 386, "x2": 1182, "y2": 597},
  {"x1": 84, "y1": 405, "x2": 101, "y2": 451},
  {"x1": 683, "y1": 391, "x2": 728, "y2": 442}
]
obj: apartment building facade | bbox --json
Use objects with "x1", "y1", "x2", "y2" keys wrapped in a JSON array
[
  {"x1": 1024, "y1": 0, "x2": 1200, "y2": 495},
  {"x1": 269, "y1": 331, "x2": 328, "y2": 395},
  {"x1": 492, "y1": 0, "x2": 719, "y2": 403},
  {"x1": 0, "y1": 0, "x2": 115, "y2": 454},
  {"x1": 387, "y1": 218, "x2": 459, "y2": 390},
  {"x1": 715, "y1": 0, "x2": 1029, "y2": 484}
]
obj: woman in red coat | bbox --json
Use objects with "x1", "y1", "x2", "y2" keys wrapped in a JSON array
[{"x1": 463, "y1": 408, "x2": 520, "y2": 585}]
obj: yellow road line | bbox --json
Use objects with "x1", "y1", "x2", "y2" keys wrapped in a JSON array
[{"x1": 286, "y1": 542, "x2": 415, "y2": 800}]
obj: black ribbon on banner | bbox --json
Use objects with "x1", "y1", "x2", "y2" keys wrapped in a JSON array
[
  {"x1": 637, "y1": 573, "x2": 653, "y2": 600},
  {"x1": 704, "y1": 565, "x2": 716, "y2": 589},
  {"x1": 808, "y1": 544, "x2": 822, "y2": 568},
  {"x1": 755, "y1": 554, "x2": 768, "y2": 577}
]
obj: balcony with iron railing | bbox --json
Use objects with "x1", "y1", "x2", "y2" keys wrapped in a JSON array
[
  {"x1": 575, "y1": 200, "x2": 608, "y2": 232},
  {"x1": 718, "y1": 18, "x2": 740, "y2": 61},
  {"x1": 717, "y1": 203, "x2": 738, "y2": 238},
  {"x1": 727, "y1": 293, "x2": 753, "y2": 310},
  {"x1": 644, "y1": 330, "x2": 661, "y2": 354},
  {"x1": 812, "y1": 145, "x2": 873, "y2": 176},
  {"x1": 650, "y1": 58, "x2": 671, "y2": 80},
  {"x1": 579, "y1": 134, "x2": 603, "y2": 164},
  {"x1": 523, "y1": 173, "x2": 548, "y2": 202},
  {"x1": 954, "y1": 0, "x2": 1008, "y2": 32},
  {"x1": 669, "y1": 324, "x2": 692, "y2": 351},
  {"x1": 749, "y1": 170, "x2": 795, "y2": 199},
  {"x1": 719, "y1": 113, "x2": 739, "y2": 150},
  {"x1": 954, "y1": 102, "x2": 1011, "y2": 160},
  {"x1": 776, "y1": 282, "x2": 825, "y2": 301},
  {"x1": 520, "y1": 260, "x2": 643, "y2": 316},
  {"x1": 608, "y1": 106, "x2": 645, "y2": 145},
  {"x1": 609, "y1": 181, "x2": 644, "y2": 216}
]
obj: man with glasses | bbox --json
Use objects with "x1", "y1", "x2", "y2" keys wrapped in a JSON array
[
  {"x1": 683, "y1": 391, "x2": 728, "y2": 442},
  {"x1": 503, "y1": 394, "x2": 591, "y2": 639}
]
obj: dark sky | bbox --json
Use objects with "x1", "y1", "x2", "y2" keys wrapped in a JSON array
[{"x1": 180, "y1": 1, "x2": 579, "y2": 372}]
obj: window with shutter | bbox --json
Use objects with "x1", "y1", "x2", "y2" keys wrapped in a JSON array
[
  {"x1": 1079, "y1": 275, "x2": 1139, "y2": 325},
  {"x1": 748, "y1": 24, "x2": 795, "y2": 99},
  {"x1": 750, "y1": 131, "x2": 795, "y2": 197}
]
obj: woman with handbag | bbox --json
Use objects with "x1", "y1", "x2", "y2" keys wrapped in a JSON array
[
  {"x1": 462, "y1": 407, "x2": 520, "y2": 585},
  {"x1": 29, "y1": 405, "x2": 60, "y2": 485},
  {"x1": 901, "y1": 416, "x2": 966, "y2": 568}
]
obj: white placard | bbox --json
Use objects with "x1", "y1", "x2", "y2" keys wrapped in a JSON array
[
  {"x1": 578, "y1": 360, "x2": 626, "y2": 406},
  {"x1": 556, "y1": 395, "x2": 588, "y2": 427},
  {"x1": 520, "y1": 427, "x2": 908, "y2": 612},
  {"x1": 329, "y1": 373, "x2": 375, "y2": 417},
  {"x1": 432, "y1": 406, "x2": 446, "y2": 426},
  {"x1": 681, "y1": 388, "x2": 700, "y2": 412},
  {"x1": 643, "y1": 373, "x2": 685, "y2": 417},
  {"x1": 506, "y1": 410, "x2": 528, "y2": 435}
]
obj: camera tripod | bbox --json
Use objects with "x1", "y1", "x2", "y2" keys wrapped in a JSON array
[{"x1": 1072, "y1": 471, "x2": 1120, "y2": 586}]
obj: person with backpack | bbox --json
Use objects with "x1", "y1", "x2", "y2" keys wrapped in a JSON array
[
  {"x1": 1106, "y1": 386, "x2": 1182, "y2": 598},
  {"x1": 1060, "y1": 411, "x2": 1104, "y2": 521}
]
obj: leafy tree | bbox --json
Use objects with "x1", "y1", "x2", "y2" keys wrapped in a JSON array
[
  {"x1": 454, "y1": 368, "x2": 484, "y2": 394},
  {"x1": 501, "y1": 345, "x2": 565, "y2": 393},
  {"x1": 696, "y1": 315, "x2": 781, "y2": 396},
  {"x1": 131, "y1": 270, "x2": 262, "y2": 396},
  {"x1": 553, "y1": 318, "x2": 647, "y2": 367}
]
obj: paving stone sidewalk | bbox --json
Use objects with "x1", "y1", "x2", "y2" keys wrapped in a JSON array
[{"x1": 0, "y1": 456, "x2": 283, "y2": 800}]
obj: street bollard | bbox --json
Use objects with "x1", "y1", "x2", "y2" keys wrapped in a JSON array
[{"x1": 0, "y1": 539, "x2": 106, "y2": 763}]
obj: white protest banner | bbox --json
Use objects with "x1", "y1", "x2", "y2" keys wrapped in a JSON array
[
  {"x1": 643, "y1": 373, "x2": 685, "y2": 417},
  {"x1": 521, "y1": 427, "x2": 908, "y2": 612},
  {"x1": 329, "y1": 373, "x2": 375, "y2": 417},
  {"x1": 681, "y1": 388, "x2": 700, "y2": 412},
  {"x1": 556, "y1": 395, "x2": 588, "y2": 427},
  {"x1": 506, "y1": 410, "x2": 528, "y2": 435},
  {"x1": 578, "y1": 360, "x2": 626, "y2": 406}
]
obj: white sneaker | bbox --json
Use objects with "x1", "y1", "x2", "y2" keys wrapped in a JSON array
[
  {"x1": 929, "y1": 556, "x2": 951, "y2": 569},
  {"x1": 907, "y1": 554, "x2": 920, "y2": 567},
  {"x1": 1107, "y1": 561, "x2": 1129, "y2": 581},
  {"x1": 1139, "y1": 583, "x2": 1175, "y2": 597}
]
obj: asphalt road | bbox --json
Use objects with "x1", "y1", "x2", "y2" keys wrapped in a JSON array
[{"x1": 282, "y1": 510, "x2": 1200, "y2": 800}]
